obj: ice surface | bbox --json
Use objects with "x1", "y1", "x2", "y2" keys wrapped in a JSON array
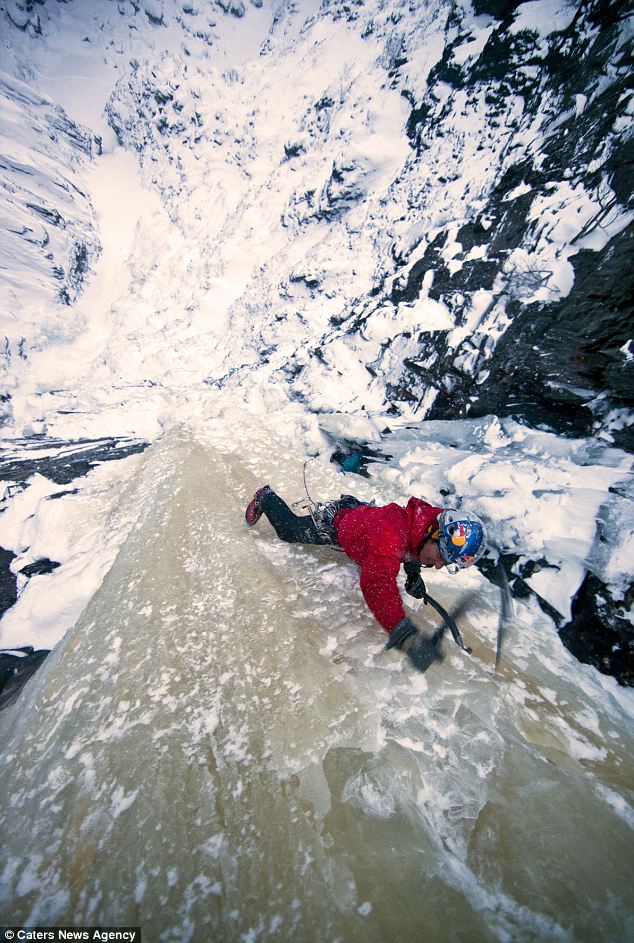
[{"x1": 1, "y1": 425, "x2": 633, "y2": 942}]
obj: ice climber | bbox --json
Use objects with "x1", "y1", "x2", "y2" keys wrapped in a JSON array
[{"x1": 244, "y1": 486, "x2": 487, "y2": 673}]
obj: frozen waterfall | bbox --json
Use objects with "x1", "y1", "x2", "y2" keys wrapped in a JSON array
[{"x1": 1, "y1": 419, "x2": 632, "y2": 941}]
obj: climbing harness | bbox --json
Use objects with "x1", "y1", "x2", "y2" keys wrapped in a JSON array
[
  {"x1": 290, "y1": 459, "x2": 336, "y2": 542},
  {"x1": 292, "y1": 460, "x2": 369, "y2": 548}
]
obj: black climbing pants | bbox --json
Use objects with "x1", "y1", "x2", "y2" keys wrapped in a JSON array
[
  {"x1": 259, "y1": 491, "x2": 367, "y2": 546},
  {"x1": 259, "y1": 490, "x2": 335, "y2": 545}
]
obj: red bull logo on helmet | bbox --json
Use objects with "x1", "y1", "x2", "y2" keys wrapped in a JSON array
[{"x1": 450, "y1": 522, "x2": 468, "y2": 547}]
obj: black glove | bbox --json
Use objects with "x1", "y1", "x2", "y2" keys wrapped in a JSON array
[
  {"x1": 386, "y1": 617, "x2": 445, "y2": 674},
  {"x1": 404, "y1": 560, "x2": 428, "y2": 602}
]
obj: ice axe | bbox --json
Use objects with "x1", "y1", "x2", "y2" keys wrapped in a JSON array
[
  {"x1": 494, "y1": 559, "x2": 514, "y2": 672},
  {"x1": 423, "y1": 591, "x2": 473, "y2": 655}
]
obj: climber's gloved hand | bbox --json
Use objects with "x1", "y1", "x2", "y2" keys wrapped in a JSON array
[
  {"x1": 385, "y1": 617, "x2": 445, "y2": 674},
  {"x1": 404, "y1": 561, "x2": 428, "y2": 602}
]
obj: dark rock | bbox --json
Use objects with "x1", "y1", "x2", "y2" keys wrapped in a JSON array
[
  {"x1": 0, "y1": 436, "x2": 149, "y2": 485},
  {"x1": 315, "y1": 95, "x2": 335, "y2": 112},
  {"x1": 289, "y1": 272, "x2": 321, "y2": 289},
  {"x1": 390, "y1": 0, "x2": 634, "y2": 456},
  {"x1": 25, "y1": 204, "x2": 65, "y2": 227},
  {"x1": 0, "y1": 647, "x2": 50, "y2": 711},
  {"x1": 19, "y1": 559, "x2": 61, "y2": 578},
  {"x1": 47, "y1": 488, "x2": 80, "y2": 500},
  {"x1": 70, "y1": 242, "x2": 89, "y2": 279},
  {"x1": 0, "y1": 548, "x2": 18, "y2": 619},
  {"x1": 319, "y1": 160, "x2": 368, "y2": 218},
  {"x1": 284, "y1": 142, "x2": 305, "y2": 160},
  {"x1": 216, "y1": 0, "x2": 246, "y2": 17},
  {"x1": 560, "y1": 572, "x2": 634, "y2": 686},
  {"x1": 470, "y1": 26, "x2": 542, "y2": 86},
  {"x1": 471, "y1": 0, "x2": 523, "y2": 19},
  {"x1": 440, "y1": 222, "x2": 634, "y2": 448},
  {"x1": 426, "y1": 44, "x2": 464, "y2": 90},
  {"x1": 390, "y1": 231, "x2": 447, "y2": 304},
  {"x1": 405, "y1": 100, "x2": 431, "y2": 147}
]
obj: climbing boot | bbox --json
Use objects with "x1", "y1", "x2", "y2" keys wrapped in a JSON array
[{"x1": 245, "y1": 485, "x2": 272, "y2": 526}]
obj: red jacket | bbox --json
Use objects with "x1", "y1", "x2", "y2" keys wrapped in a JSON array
[{"x1": 334, "y1": 498, "x2": 443, "y2": 633}]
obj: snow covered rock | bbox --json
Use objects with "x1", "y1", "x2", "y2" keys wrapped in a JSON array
[
  {"x1": 319, "y1": 157, "x2": 372, "y2": 218},
  {"x1": 143, "y1": 0, "x2": 165, "y2": 25},
  {"x1": 216, "y1": 0, "x2": 246, "y2": 17},
  {"x1": 279, "y1": 0, "x2": 634, "y2": 447},
  {"x1": 0, "y1": 74, "x2": 100, "y2": 422}
]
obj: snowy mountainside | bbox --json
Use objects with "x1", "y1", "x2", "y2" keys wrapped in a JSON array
[
  {"x1": 289, "y1": 0, "x2": 633, "y2": 443},
  {"x1": 0, "y1": 0, "x2": 631, "y2": 442},
  {"x1": 0, "y1": 72, "x2": 101, "y2": 425},
  {"x1": 96, "y1": 0, "x2": 634, "y2": 447}
]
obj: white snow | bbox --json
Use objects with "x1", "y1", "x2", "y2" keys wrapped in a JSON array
[
  {"x1": 397, "y1": 297, "x2": 454, "y2": 333},
  {"x1": 509, "y1": 0, "x2": 579, "y2": 37}
]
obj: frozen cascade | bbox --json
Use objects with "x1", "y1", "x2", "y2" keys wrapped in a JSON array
[{"x1": 1, "y1": 420, "x2": 633, "y2": 941}]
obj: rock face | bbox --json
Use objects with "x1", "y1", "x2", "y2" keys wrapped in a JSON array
[
  {"x1": 440, "y1": 222, "x2": 634, "y2": 450},
  {"x1": 0, "y1": 647, "x2": 49, "y2": 711},
  {"x1": 414, "y1": 0, "x2": 634, "y2": 448},
  {"x1": 283, "y1": 0, "x2": 634, "y2": 450},
  {"x1": 562, "y1": 571, "x2": 634, "y2": 686},
  {"x1": 96, "y1": 0, "x2": 633, "y2": 448},
  {"x1": 0, "y1": 548, "x2": 18, "y2": 620},
  {"x1": 0, "y1": 436, "x2": 148, "y2": 486}
]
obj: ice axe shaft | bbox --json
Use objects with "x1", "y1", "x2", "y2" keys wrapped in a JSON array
[
  {"x1": 423, "y1": 593, "x2": 473, "y2": 655},
  {"x1": 494, "y1": 560, "x2": 514, "y2": 671}
]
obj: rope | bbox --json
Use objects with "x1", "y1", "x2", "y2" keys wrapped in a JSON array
[
  {"x1": 302, "y1": 459, "x2": 318, "y2": 509},
  {"x1": 297, "y1": 459, "x2": 346, "y2": 551}
]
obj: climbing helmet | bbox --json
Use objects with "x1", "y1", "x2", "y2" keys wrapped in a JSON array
[{"x1": 436, "y1": 509, "x2": 487, "y2": 573}]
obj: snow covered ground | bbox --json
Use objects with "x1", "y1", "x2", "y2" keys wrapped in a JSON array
[{"x1": 0, "y1": 0, "x2": 633, "y2": 939}]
